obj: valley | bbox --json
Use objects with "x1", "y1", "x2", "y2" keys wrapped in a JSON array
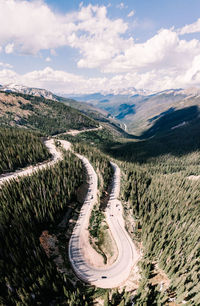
[
  {"x1": 0, "y1": 89, "x2": 199, "y2": 305},
  {"x1": 73, "y1": 88, "x2": 200, "y2": 137}
]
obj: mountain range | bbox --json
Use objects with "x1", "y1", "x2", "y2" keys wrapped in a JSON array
[
  {"x1": 71, "y1": 87, "x2": 200, "y2": 135},
  {"x1": 1, "y1": 83, "x2": 200, "y2": 137}
]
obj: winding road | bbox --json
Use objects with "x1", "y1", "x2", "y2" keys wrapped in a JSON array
[
  {"x1": 68, "y1": 158, "x2": 139, "y2": 288},
  {"x1": 1, "y1": 137, "x2": 139, "y2": 288},
  {"x1": 0, "y1": 139, "x2": 65, "y2": 187},
  {"x1": 52, "y1": 125, "x2": 102, "y2": 137}
]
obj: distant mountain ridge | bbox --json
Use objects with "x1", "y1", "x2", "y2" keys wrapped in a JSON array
[
  {"x1": 0, "y1": 84, "x2": 58, "y2": 101},
  {"x1": 71, "y1": 87, "x2": 200, "y2": 135},
  {"x1": 1, "y1": 83, "x2": 200, "y2": 137}
]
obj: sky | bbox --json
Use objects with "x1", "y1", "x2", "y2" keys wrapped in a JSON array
[{"x1": 1, "y1": 0, "x2": 200, "y2": 95}]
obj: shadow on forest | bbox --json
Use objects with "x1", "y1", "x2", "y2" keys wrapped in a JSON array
[{"x1": 106, "y1": 106, "x2": 200, "y2": 163}]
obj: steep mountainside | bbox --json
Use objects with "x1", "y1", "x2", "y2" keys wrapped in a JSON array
[
  {"x1": 0, "y1": 84, "x2": 127, "y2": 137},
  {"x1": 0, "y1": 91, "x2": 98, "y2": 135}
]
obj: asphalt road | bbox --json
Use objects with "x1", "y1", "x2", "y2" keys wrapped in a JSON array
[
  {"x1": 68, "y1": 160, "x2": 139, "y2": 288},
  {"x1": 0, "y1": 138, "x2": 138, "y2": 288},
  {"x1": 52, "y1": 125, "x2": 102, "y2": 137},
  {"x1": 0, "y1": 139, "x2": 64, "y2": 187}
]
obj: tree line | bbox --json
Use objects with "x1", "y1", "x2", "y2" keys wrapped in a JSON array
[
  {"x1": 0, "y1": 151, "x2": 95, "y2": 305},
  {"x1": 120, "y1": 155, "x2": 200, "y2": 304},
  {"x1": 0, "y1": 127, "x2": 50, "y2": 175}
]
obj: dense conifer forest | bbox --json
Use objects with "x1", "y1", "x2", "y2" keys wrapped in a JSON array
[
  {"x1": 73, "y1": 142, "x2": 113, "y2": 193},
  {"x1": 55, "y1": 119, "x2": 200, "y2": 304},
  {"x1": 0, "y1": 152, "x2": 89, "y2": 305},
  {"x1": 0, "y1": 127, "x2": 50, "y2": 174},
  {"x1": 121, "y1": 162, "x2": 200, "y2": 304},
  {"x1": 107, "y1": 123, "x2": 200, "y2": 304},
  {"x1": 0, "y1": 94, "x2": 199, "y2": 305}
]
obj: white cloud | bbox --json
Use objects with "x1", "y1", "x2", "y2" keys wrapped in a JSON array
[
  {"x1": 116, "y1": 2, "x2": 125, "y2": 9},
  {"x1": 5, "y1": 43, "x2": 14, "y2": 54},
  {"x1": 45, "y1": 57, "x2": 51, "y2": 62},
  {"x1": 0, "y1": 0, "x2": 75, "y2": 54},
  {"x1": 1, "y1": 64, "x2": 200, "y2": 95},
  {"x1": 176, "y1": 55, "x2": 200, "y2": 85},
  {"x1": 0, "y1": 67, "x2": 105, "y2": 94},
  {"x1": 0, "y1": 0, "x2": 128, "y2": 66},
  {"x1": 127, "y1": 10, "x2": 135, "y2": 18},
  {"x1": 103, "y1": 29, "x2": 200, "y2": 74},
  {"x1": 179, "y1": 18, "x2": 200, "y2": 34},
  {"x1": 0, "y1": 1, "x2": 130, "y2": 70},
  {"x1": 0, "y1": 61, "x2": 13, "y2": 68},
  {"x1": 1, "y1": 2, "x2": 200, "y2": 93},
  {"x1": 65, "y1": 5, "x2": 130, "y2": 69},
  {"x1": 0, "y1": 69, "x2": 18, "y2": 84}
]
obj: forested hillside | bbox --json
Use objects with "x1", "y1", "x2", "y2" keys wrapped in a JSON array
[
  {"x1": 0, "y1": 92, "x2": 98, "y2": 135},
  {"x1": 0, "y1": 152, "x2": 89, "y2": 305},
  {"x1": 57, "y1": 113, "x2": 200, "y2": 304},
  {"x1": 0, "y1": 127, "x2": 50, "y2": 174},
  {"x1": 0, "y1": 90, "x2": 199, "y2": 305},
  {"x1": 106, "y1": 120, "x2": 200, "y2": 304},
  {"x1": 107, "y1": 114, "x2": 200, "y2": 167}
]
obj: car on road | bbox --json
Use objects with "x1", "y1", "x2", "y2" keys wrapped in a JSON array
[{"x1": 101, "y1": 276, "x2": 107, "y2": 279}]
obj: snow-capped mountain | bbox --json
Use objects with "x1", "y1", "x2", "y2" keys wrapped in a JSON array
[
  {"x1": 0, "y1": 84, "x2": 58, "y2": 101},
  {"x1": 156, "y1": 87, "x2": 200, "y2": 97}
]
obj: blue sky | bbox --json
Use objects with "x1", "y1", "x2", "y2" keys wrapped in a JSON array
[{"x1": 1, "y1": 0, "x2": 200, "y2": 94}]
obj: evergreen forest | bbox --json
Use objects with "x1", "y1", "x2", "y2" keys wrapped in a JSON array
[
  {"x1": 0, "y1": 92, "x2": 98, "y2": 135},
  {"x1": 0, "y1": 92, "x2": 199, "y2": 305},
  {"x1": 0, "y1": 127, "x2": 50, "y2": 174},
  {"x1": 0, "y1": 152, "x2": 88, "y2": 305}
]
